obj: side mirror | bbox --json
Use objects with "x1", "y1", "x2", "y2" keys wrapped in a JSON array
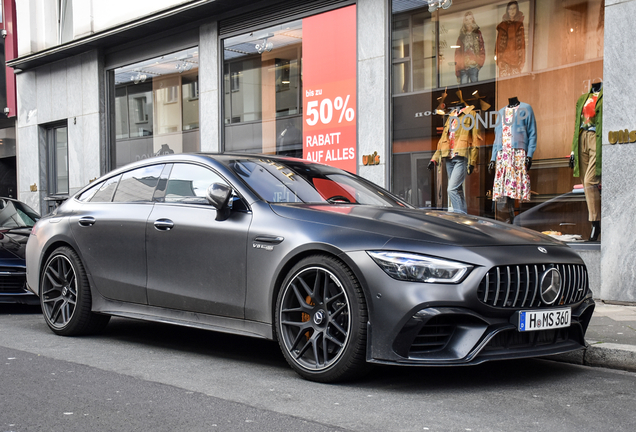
[{"x1": 206, "y1": 183, "x2": 232, "y2": 210}]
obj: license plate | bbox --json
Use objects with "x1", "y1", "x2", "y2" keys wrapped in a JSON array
[{"x1": 519, "y1": 308, "x2": 571, "y2": 332}]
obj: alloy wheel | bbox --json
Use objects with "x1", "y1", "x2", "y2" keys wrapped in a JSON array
[
  {"x1": 42, "y1": 254, "x2": 78, "y2": 329},
  {"x1": 278, "y1": 266, "x2": 351, "y2": 371}
]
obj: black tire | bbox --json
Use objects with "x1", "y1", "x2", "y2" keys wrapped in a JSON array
[
  {"x1": 40, "y1": 246, "x2": 110, "y2": 336},
  {"x1": 275, "y1": 255, "x2": 370, "y2": 382}
]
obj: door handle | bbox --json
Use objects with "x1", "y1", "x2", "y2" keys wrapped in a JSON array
[
  {"x1": 154, "y1": 219, "x2": 174, "y2": 231},
  {"x1": 78, "y1": 216, "x2": 95, "y2": 227},
  {"x1": 253, "y1": 235, "x2": 284, "y2": 244}
]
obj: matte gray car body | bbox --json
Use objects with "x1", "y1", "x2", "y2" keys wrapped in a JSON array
[{"x1": 25, "y1": 153, "x2": 595, "y2": 382}]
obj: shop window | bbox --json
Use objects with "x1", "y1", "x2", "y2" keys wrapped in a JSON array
[
  {"x1": 111, "y1": 47, "x2": 200, "y2": 169},
  {"x1": 222, "y1": 5, "x2": 357, "y2": 169},
  {"x1": 391, "y1": 0, "x2": 604, "y2": 242},
  {"x1": 46, "y1": 123, "x2": 69, "y2": 195}
]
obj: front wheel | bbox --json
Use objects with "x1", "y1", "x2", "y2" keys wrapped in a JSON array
[
  {"x1": 40, "y1": 246, "x2": 110, "y2": 336},
  {"x1": 275, "y1": 255, "x2": 369, "y2": 382}
]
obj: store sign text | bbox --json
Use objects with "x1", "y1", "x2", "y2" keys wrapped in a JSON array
[
  {"x1": 414, "y1": 107, "x2": 532, "y2": 132},
  {"x1": 362, "y1": 151, "x2": 381, "y2": 166},
  {"x1": 302, "y1": 6, "x2": 356, "y2": 172},
  {"x1": 608, "y1": 129, "x2": 636, "y2": 144}
]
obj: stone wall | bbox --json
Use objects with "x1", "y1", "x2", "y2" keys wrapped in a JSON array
[{"x1": 601, "y1": 0, "x2": 636, "y2": 302}]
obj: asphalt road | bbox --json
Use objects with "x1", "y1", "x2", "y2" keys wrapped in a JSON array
[{"x1": 1, "y1": 304, "x2": 635, "y2": 432}]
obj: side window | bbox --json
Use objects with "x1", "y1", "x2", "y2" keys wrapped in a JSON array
[
  {"x1": 165, "y1": 163, "x2": 226, "y2": 205},
  {"x1": 113, "y1": 165, "x2": 164, "y2": 203},
  {"x1": 90, "y1": 175, "x2": 122, "y2": 202},
  {"x1": 77, "y1": 181, "x2": 103, "y2": 202}
]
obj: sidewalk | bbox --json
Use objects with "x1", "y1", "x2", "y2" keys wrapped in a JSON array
[{"x1": 549, "y1": 301, "x2": 636, "y2": 372}]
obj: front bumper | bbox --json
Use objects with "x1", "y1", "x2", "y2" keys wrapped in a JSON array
[
  {"x1": 368, "y1": 299, "x2": 594, "y2": 366},
  {"x1": 346, "y1": 245, "x2": 596, "y2": 366}
]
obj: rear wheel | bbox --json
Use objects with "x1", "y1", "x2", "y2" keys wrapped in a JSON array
[
  {"x1": 276, "y1": 255, "x2": 369, "y2": 382},
  {"x1": 40, "y1": 246, "x2": 110, "y2": 336}
]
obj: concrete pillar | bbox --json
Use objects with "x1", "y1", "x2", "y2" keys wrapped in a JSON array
[{"x1": 357, "y1": 0, "x2": 390, "y2": 188}]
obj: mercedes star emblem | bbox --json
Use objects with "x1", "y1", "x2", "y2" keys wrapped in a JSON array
[
  {"x1": 538, "y1": 247, "x2": 548, "y2": 254},
  {"x1": 540, "y1": 268, "x2": 562, "y2": 305}
]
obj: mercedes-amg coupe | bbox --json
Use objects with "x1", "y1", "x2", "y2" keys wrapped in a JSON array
[{"x1": 25, "y1": 154, "x2": 595, "y2": 382}]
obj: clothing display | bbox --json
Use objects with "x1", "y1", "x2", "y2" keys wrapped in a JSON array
[
  {"x1": 430, "y1": 105, "x2": 481, "y2": 214},
  {"x1": 571, "y1": 84, "x2": 603, "y2": 224},
  {"x1": 432, "y1": 105, "x2": 481, "y2": 166},
  {"x1": 495, "y1": 10, "x2": 525, "y2": 77},
  {"x1": 492, "y1": 105, "x2": 531, "y2": 202},
  {"x1": 445, "y1": 156, "x2": 468, "y2": 214},
  {"x1": 454, "y1": 12, "x2": 485, "y2": 84},
  {"x1": 490, "y1": 101, "x2": 537, "y2": 159}
]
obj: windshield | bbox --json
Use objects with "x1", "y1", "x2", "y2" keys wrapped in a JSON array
[
  {"x1": 0, "y1": 199, "x2": 41, "y2": 229},
  {"x1": 229, "y1": 158, "x2": 412, "y2": 208}
]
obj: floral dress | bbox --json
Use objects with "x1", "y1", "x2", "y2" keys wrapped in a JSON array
[{"x1": 492, "y1": 106, "x2": 531, "y2": 202}]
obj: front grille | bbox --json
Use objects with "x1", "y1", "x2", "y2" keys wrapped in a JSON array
[
  {"x1": 477, "y1": 264, "x2": 588, "y2": 308},
  {"x1": 0, "y1": 268, "x2": 27, "y2": 294},
  {"x1": 483, "y1": 328, "x2": 570, "y2": 351}
]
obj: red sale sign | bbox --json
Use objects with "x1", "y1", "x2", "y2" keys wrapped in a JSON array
[{"x1": 303, "y1": 5, "x2": 357, "y2": 172}]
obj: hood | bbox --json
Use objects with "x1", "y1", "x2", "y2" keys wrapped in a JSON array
[
  {"x1": 0, "y1": 229, "x2": 30, "y2": 261},
  {"x1": 270, "y1": 204, "x2": 563, "y2": 248}
]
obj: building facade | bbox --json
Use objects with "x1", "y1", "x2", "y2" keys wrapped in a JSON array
[{"x1": 8, "y1": 0, "x2": 636, "y2": 302}]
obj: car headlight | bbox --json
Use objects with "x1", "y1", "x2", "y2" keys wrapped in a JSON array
[{"x1": 367, "y1": 251, "x2": 472, "y2": 283}]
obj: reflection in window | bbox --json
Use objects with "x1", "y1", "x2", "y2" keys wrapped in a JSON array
[
  {"x1": 90, "y1": 175, "x2": 121, "y2": 202},
  {"x1": 164, "y1": 164, "x2": 225, "y2": 205},
  {"x1": 182, "y1": 75, "x2": 199, "y2": 131},
  {"x1": 223, "y1": 20, "x2": 302, "y2": 156},
  {"x1": 113, "y1": 165, "x2": 164, "y2": 203},
  {"x1": 112, "y1": 47, "x2": 200, "y2": 168}
]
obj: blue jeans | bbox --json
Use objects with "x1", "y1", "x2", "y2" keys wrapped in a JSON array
[
  {"x1": 459, "y1": 67, "x2": 479, "y2": 84},
  {"x1": 445, "y1": 156, "x2": 467, "y2": 214}
]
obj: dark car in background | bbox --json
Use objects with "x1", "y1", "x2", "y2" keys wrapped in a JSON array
[
  {"x1": 0, "y1": 197, "x2": 40, "y2": 305},
  {"x1": 25, "y1": 154, "x2": 595, "y2": 382}
]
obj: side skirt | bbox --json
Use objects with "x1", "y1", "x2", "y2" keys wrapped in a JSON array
[{"x1": 92, "y1": 296, "x2": 273, "y2": 340}]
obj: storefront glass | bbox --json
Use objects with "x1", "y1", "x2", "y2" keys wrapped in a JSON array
[
  {"x1": 391, "y1": 0, "x2": 604, "y2": 242},
  {"x1": 112, "y1": 47, "x2": 200, "y2": 168},
  {"x1": 222, "y1": 5, "x2": 357, "y2": 172}
]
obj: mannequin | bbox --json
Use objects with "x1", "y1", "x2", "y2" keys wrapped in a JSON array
[
  {"x1": 428, "y1": 91, "x2": 480, "y2": 214},
  {"x1": 488, "y1": 97, "x2": 537, "y2": 222},
  {"x1": 569, "y1": 82, "x2": 603, "y2": 241}
]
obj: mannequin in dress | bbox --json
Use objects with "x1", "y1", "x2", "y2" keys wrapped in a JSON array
[{"x1": 488, "y1": 96, "x2": 536, "y2": 222}]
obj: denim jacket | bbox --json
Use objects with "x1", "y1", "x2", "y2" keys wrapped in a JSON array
[{"x1": 490, "y1": 102, "x2": 537, "y2": 161}]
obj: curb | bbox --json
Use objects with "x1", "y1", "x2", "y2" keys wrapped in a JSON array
[{"x1": 546, "y1": 341, "x2": 636, "y2": 373}]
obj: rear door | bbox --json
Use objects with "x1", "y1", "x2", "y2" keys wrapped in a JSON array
[
  {"x1": 145, "y1": 163, "x2": 252, "y2": 318},
  {"x1": 69, "y1": 164, "x2": 164, "y2": 304}
]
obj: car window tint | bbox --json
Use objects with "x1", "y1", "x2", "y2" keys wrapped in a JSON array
[
  {"x1": 231, "y1": 160, "x2": 323, "y2": 203},
  {"x1": 90, "y1": 175, "x2": 121, "y2": 202},
  {"x1": 165, "y1": 163, "x2": 226, "y2": 205},
  {"x1": 113, "y1": 165, "x2": 164, "y2": 203}
]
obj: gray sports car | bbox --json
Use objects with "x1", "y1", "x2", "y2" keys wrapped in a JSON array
[{"x1": 25, "y1": 153, "x2": 595, "y2": 382}]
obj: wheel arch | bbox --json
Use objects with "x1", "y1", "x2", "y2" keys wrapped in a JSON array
[
  {"x1": 38, "y1": 238, "x2": 89, "y2": 295},
  {"x1": 269, "y1": 244, "x2": 372, "y2": 341}
]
